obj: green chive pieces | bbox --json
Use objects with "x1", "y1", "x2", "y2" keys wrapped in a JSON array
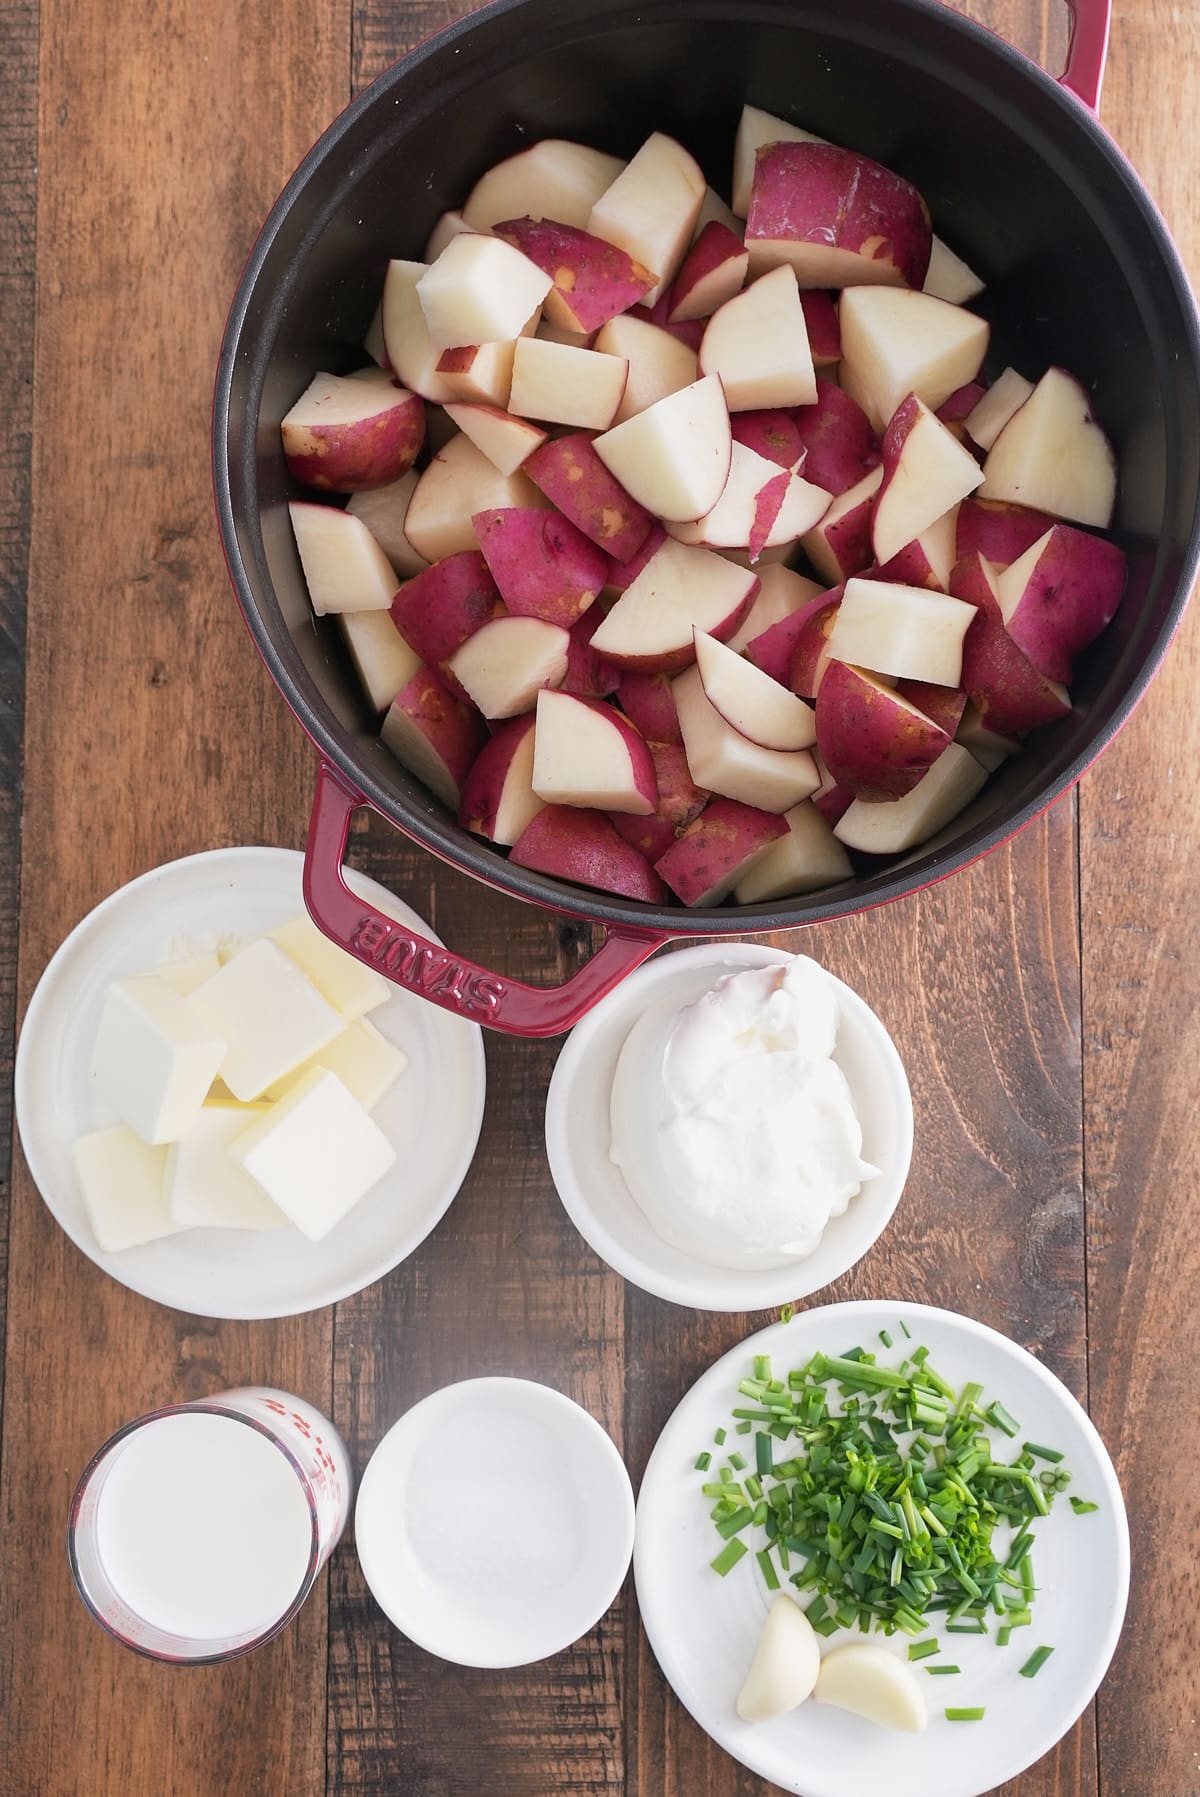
[
  {"x1": 945, "y1": 1708, "x2": 986, "y2": 1721},
  {"x1": 1019, "y1": 1645, "x2": 1055, "y2": 1678},
  {"x1": 1070, "y1": 1497, "x2": 1099, "y2": 1515},
  {"x1": 927, "y1": 1664, "x2": 961, "y2": 1675},
  {"x1": 694, "y1": 1451, "x2": 711, "y2": 1472},
  {"x1": 908, "y1": 1639, "x2": 939, "y2": 1661},
  {"x1": 710, "y1": 1538, "x2": 748, "y2": 1576}
]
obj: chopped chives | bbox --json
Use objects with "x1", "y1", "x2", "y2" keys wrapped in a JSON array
[
  {"x1": 986, "y1": 1401, "x2": 1021, "y2": 1438},
  {"x1": 754, "y1": 1355, "x2": 772, "y2": 1382},
  {"x1": 900, "y1": 1319, "x2": 912, "y2": 1339},
  {"x1": 1070, "y1": 1497, "x2": 1099, "y2": 1515},
  {"x1": 945, "y1": 1708, "x2": 986, "y2": 1722},
  {"x1": 1023, "y1": 1442, "x2": 1064, "y2": 1464},
  {"x1": 755, "y1": 1432, "x2": 773, "y2": 1477},
  {"x1": 1019, "y1": 1645, "x2": 1054, "y2": 1678},
  {"x1": 710, "y1": 1538, "x2": 748, "y2": 1576},
  {"x1": 736, "y1": 1419, "x2": 753, "y2": 1435},
  {"x1": 714, "y1": 1427, "x2": 726, "y2": 1446},
  {"x1": 715, "y1": 1506, "x2": 754, "y2": 1540},
  {"x1": 780, "y1": 1303, "x2": 795, "y2": 1324},
  {"x1": 908, "y1": 1639, "x2": 940, "y2": 1661},
  {"x1": 997, "y1": 1626, "x2": 1012, "y2": 1646},
  {"x1": 694, "y1": 1452, "x2": 712, "y2": 1472},
  {"x1": 728, "y1": 1452, "x2": 748, "y2": 1472},
  {"x1": 879, "y1": 1329, "x2": 894, "y2": 1348},
  {"x1": 927, "y1": 1664, "x2": 961, "y2": 1675},
  {"x1": 719, "y1": 1465, "x2": 734, "y2": 1484}
]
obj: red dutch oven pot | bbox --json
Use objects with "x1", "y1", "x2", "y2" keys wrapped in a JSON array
[{"x1": 213, "y1": 0, "x2": 1200, "y2": 1036}]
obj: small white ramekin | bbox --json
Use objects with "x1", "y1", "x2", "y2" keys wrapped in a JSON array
[{"x1": 544, "y1": 943, "x2": 913, "y2": 1311}]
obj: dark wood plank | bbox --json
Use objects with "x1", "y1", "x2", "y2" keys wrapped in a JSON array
[
  {"x1": 0, "y1": 0, "x2": 38, "y2": 1443},
  {"x1": 1081, "y1": 6, "x2": 1200, "y2": 1795},
  {"x1": 0, "y1": 2, "x2": 350, "y2": 1792},
  {"x1": 324, "y1": 14, "x2": 626, "y2": 1794}
]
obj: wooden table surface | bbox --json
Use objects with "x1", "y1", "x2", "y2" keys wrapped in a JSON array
[{"x1": 2, "y1": 0, "x2": 1197, "y2": 1792}]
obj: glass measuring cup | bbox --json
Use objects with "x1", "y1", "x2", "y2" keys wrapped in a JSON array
[{"x1": 67, "y1": 1385, "x2": 351, "y2": 1663}]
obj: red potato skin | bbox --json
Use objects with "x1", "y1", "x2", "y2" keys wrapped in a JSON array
[
  {"x1": 730, "y1": 409, "x2": 806, "y2": 470},
  {"x1": 937, "y1": 380, "x2": 989, "y2": 424},
  {"x1": 812, "y1": 780, "x2": 854, "y2": 827},
  {"x1": 615, "y1": 669, "x2": 683, "y2": 744},
  {"x1": 559, "y1": 607, "x2": 622, "y2": 699},
  {"x1": 786, "y1": 588, "x2": 845, "y2": 698},
  {"x1": 745, "y1": 585, "x2": 842, "y2": 686},
  {"x1": 629, "y1": 292, "x2": 705, "y2": 352},
  {"x1": 610, "y1": 738, "x2": 708, "y2": 860},
  {"x1": 895, "y1": 679, "x2": 968, "y2": 738},
  {"x1": 748, "y1": 471, "x2": 791, "y2": 563},
  {"x1": 951, "y1": 553, "x2": 1074, "y2": 734},
  {"x1": 457, "y1": 713, "x2": 537, "y2": 840},
  {"x1": 815, "y1": 660, "x2": 951, "y2": 800},
  {"x1": 667, "y1": 221, "x2": 748, "y2": 324},
  {"x1": 956, "y1": 497, "x2": 1056, "y2": 567},
  {"x1": 807, "y1": 490, "x2": 877, "y2": 583},
  {"x1": 472, "y1": 506, "x2": 609, "y2": 629},
  {"x1": 509, "y1": 805, "x2": 668, "y2": 903},
  {"x1": 747, "y1": 143, "x2": 932, "y2": 289},
  {"x1": 524, "y1": 433, "x2": 654, "y2": 563},
  {"x1": 654, "y1": 797, "x2": 788, "y2": 906},
  {"x1": 800, "y1": 291, "x2": 840, "y2": 364},
  {"x1": 491, "y1": 216, "x2": 655, "y2": 333},
  {"x1": 790, "y1": 380, "x2": 881, "y2": 496},
  {"x1": 385, "y1": 667, "x2": 487, "y2": 807},
  {"x1": 283, "y1": 387, "x2": 425, "y2": 493},
  {"x1": 605, "y1": 523, "x2": 667, "y2": 594},
  {"x1": 1000, "y1": 525, "x2": 1127, "y2": 683},
  {"x1": 870, "y1": 537, "x2": 945, "y2": 590},
  {"x1": 390, "y1": 551, "x2": 504, "y2": 675}
]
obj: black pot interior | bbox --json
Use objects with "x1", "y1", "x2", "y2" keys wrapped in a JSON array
[{"x1": 215, "y1": 0, "x2": 1200, "y2": 934}]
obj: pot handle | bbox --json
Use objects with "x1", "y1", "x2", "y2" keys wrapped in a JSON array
[
  {"x1": 1060, "y1": 0, "x2": 1111, "y2": 111},
  {"x1": 302, "y1": 759, "x2": 668, "y2": 1037}
]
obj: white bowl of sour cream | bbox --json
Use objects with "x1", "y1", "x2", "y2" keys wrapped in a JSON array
[{"x1": 544, "y1": 945, "x2": 912, "y2": 1311}]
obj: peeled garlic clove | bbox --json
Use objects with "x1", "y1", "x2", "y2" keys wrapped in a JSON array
[
  {"x1": 736, "y1": 1593, "x2": 821, "y2": 1722},
  {"x1": 812, "y1": 1642, "x2": 928, "y2": 1733}
]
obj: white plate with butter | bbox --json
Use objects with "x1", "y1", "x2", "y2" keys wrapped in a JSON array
[
  {"x1": 14, "y1": 847, "x2": 486, "y2": 1318},
  {"x1": 635, "y1": 1301, "x2": 1129, "y2": 1797}
]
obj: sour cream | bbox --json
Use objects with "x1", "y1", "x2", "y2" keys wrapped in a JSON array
[{"x1": 609, "y1": 957, "x2": 877, "y2": 1270}]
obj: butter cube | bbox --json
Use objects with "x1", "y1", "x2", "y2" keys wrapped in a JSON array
[
  {"x1": 231, "y1": 1068, "x2": 397, "y2": 1241},
  {"x1": 191, "y1": 938, "x2": 343, "y2": 1102},
  {"x1": 166, "y1": 1104, "x2": 290, "y2": 1231},
  {"x1": 156, "y1": 951, "x2": 222, "y2": 996},
  {"x1": 271, "y1": 914, "x2": 390, "y2": 1021},
  {"x1": 73, "y1": 1126, "x2": 181, "y2": 1252},
  {"x1": 264, "y1": 1018, "x2": 408, "y2": 1110},
  {"x1": 92, "y1": 976, "x2": 227, "y2": 1145}
]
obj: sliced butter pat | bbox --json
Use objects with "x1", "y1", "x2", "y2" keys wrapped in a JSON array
[
  {"x1": 263, "y1": 1018, "x2": 408, "y2": 1110},
  {"x1": 191, "y1": 938, "x2": 343, "y2": 1102},
  {"x1": 166, "y1": 1103, "x2": 290, "y2": 1231},
  {"x1": 73, "y1": 1126, "x2": 181, "y2": 1252},
  {"x1": 231, "y1": 1068, "x2": 397, "y2": 1241},
  {"x1": 271, "y1": 914, "x2": 390, "y2": 1021},
  {"x1": 156, "y1": 950, "x2": 222, "y2": 996},
  {"x1": 92, "y1": 975, "x2": 227, "y2": 1145}
]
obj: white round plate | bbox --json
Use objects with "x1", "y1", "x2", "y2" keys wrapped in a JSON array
[
  {"x1": 355, "y1": 1377, "x2": 635, "y2": 1667},
  {"x1": 545, "y1": 945, "x2": 913, "y2": 1310},
  {"x1": 14, "y1": 847, "x2": 485, "y2": 1318},
  {"x1": 635, "y1": 1301, "x2": 1129, "y2": 1797}
]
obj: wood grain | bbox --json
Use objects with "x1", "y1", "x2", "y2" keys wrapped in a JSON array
[
  {"x1": 3, "y1": 0, "x2": 1196, "y2": 1794},
  {"x1": 0, "y1": 1, "x2": 350, "y2": 1793},
  {"x1": 1081, "y1": 6, "x2": 1200, "y2": 1796},
  {"x1": 0, "y1": 0, "x2": 37, "y2": 1446}
]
